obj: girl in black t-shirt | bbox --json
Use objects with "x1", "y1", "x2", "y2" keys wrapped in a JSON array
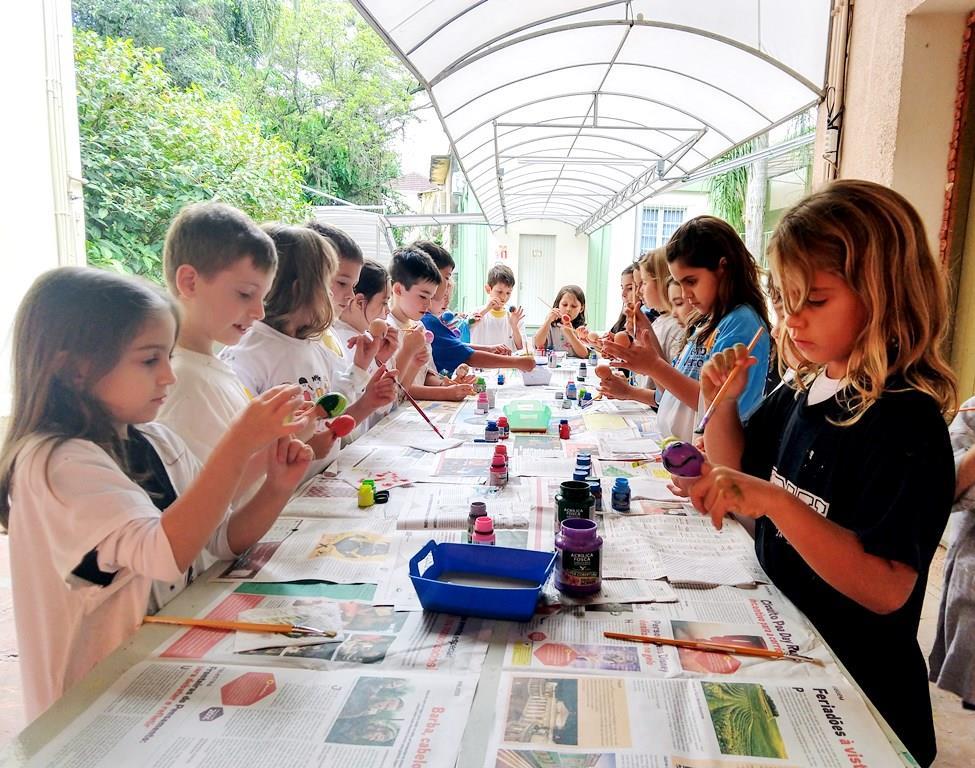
[{"x1": 682, "y1": 180, "x2": 958, "y2": 767}]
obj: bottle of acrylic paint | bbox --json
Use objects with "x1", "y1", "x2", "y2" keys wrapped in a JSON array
[
  {"x1": 496, "y1": 416, "x2": 510, "y2": 439},
  {"x1": 497, "y1": 372, "x2": 505, "y2": 385},
  {"x1": 565, "y1": 382, "x2": 577, "y2": 400},
  {"x1": 474, "y1": 377, "x2": 487, "y2": 393},
  {"x1": 484, "y1": 420, "x2": 500, "y2": 442},
  {"x1": 487, "y1": 388, "x2": 497, "y2": 409},
  {"x1": 467, "y1": 501, "x2": 487, "y2": 543},
  {"x1": 494, "y1": 444, "x2": 509, "y2": 482},
  {"x1": 556, "y1": 480, "x2": 595, "y2": 529},
  {"x1": 489, "y1": 455, "x2": 507, "y2": 487},
  {"x1": 588, "y1": 479, "x2": 603, "y2": 512},
  {"x1": 588, "y1": 349, "x2": 598, "y2": 366},
  {"x1": 611, "y1": 477, "x2": 631, "y2": 513},
  {"x1": 475, "y1": 392, "x2": 489, "y2": 413},
  {"x1": 561, "y1": 396, "x2": 571, "y2": 410},
  {"x1": 472, "y1": 516, "x2": 496, "y2": 545},
  {"x1": 558, "y1": 418, "x2": 570, "y2": 439},
  {"x1": 577, "y1": 362, "x2": 587, "y2": 381},
  {"x1": 575, "y1": 451, "x2": 592, "y2": 474},
  {"x1": 357, "y1": 481, "x2": 374, "y2": 508},
  {"x1": 555, "y1": 518, "x2": 602, "y2": 596}
]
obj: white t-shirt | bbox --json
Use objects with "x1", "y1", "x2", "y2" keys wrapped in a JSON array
[
  {"x1": 653, "y1": 313, "x2": 685, "y2": 364},
  {"x1": 324, "y1": 320, "x2": 392, "y2": 440},
  {"x1": 807, "y1": 370, "x2": 845, "y2": 405},
  {"x1": 8, "y1": 423, "x2": 229, "y2": 720},
  {"x1": 388, "y1": 313, "x2": 435, "y2": 387},
  {"x1": 470, "y1": 309, "x2": 523, "y2": 351},
  {"x1": 156, "y1": 348, "x2": 262, "y2": 505},
  {"x1": 219, "y1": 322, "x2": 341, "y2": 476}
]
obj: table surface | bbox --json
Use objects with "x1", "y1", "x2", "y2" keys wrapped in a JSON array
[{"x1": 0, "y1": 362, "x2": 920, "y2": 767}]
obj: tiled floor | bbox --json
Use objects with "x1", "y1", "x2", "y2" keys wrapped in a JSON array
[{"x1": 0, "y1": 535, "x2": 970, "y2": 763}]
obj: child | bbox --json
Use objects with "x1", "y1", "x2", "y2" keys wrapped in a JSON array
[
  {"x1": 929, "y1": 397, "x2": 975, "y2": 712},
  {"x1": 689, "y1": 180, "x2": 957, "y2": 767},
  {"x1": 666, "y1": 278, "x2": 692, "y2": 327},
  {"x1": 609, "y1": 264, "x2": 636, "y2": 334},
  {"x1": 333, "y1": 258, "x2": 391, "y2": 368},
  {"x1": 639, "y1": 247, "x2": 684, "y2": 363},
  {"x1": 469, "y1": 264, "x2": 526, "y2": 352},
  {"x1": 414, "y1": 243, "x2": 535, "y2": 377},
  {"x1": 603, "y1": 216, "x2": 770, "y2": 441},
  {"x1": 220, "y1": 225, "x2": 397, "y2": 474},
  {"x1": 388, "y1": 246, "x2": 474, "y2": 400},
  {"x1": 533, "y1": 285, "x2": 588, "y2": 358},
  {"x1": 0, "y1": 267, "x2": 312, "y2": 719}
]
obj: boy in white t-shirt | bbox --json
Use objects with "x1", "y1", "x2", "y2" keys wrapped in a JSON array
[{"x1": 469, "y1": 263, "x2": 526, "y2": 352}]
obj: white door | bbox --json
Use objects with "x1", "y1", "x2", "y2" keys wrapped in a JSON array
[{"x1": 517, "y1": 234, "x2": 557, "y2": 326}]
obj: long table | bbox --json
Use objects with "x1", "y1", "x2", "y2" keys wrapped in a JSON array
[{"x1": 0, "y1": 360, "x2": 918, "y2": 768}]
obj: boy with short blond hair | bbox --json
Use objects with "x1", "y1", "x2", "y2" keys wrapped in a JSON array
[{"x1": 470, "y1": 263, "x2": 526, "y2": 351}]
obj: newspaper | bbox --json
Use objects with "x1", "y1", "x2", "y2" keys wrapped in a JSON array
[
  {"x1": 27, "y1": 662, "x2": 475, "y2": 768},
  {"x1": 486, "y1": 672, "x2": 903, "y2": 767},
  {"x1": 505, "y1": 593, "x2": 833, "y2": 679},
  {"x1": 602, "y1": 515, "x2": 767, "y2": 586},
  {"x1": 542, "y1": 578, "x2": 679, "y2": 608},
  {"x1": 283, "y1": 475, "x2": 405, "y2": 519},
  {"x1": 155, "y1": 583, "x2": 490, "y2": 673},
  {"x1": 215, "y1": 518, "x2": 394, "y2": 584}
]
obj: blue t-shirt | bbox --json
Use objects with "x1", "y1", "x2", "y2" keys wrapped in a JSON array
[
  {"x1": 664, "y1": 304, "x2": 770, "y2": 419},
  {"x1": 421, "y1": 313, "x2": 474, "y2": 375}
]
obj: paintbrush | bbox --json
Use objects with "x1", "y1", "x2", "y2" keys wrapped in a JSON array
[
  {"x1": 603, "y1": 631, "x2": 822, "y2": 665},
  {"x1": 379, "y1": 363, "x2": 446, "y2": 439},
  {"x1": 694, "y1": 327, "x2": 765, "y2": 435},
  {"x1": 144, "y1": 615, "x2": 336, "y2": 637}
]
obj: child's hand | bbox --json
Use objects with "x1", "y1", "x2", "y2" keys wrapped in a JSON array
[
  {"x1": 598, "y1": 374, "x2": 635, "y2": 401},
  {"x1": 441, "y1": 383, "x2": 475, "y2": 401},
  {"x1": 514, "y1": 356, "x2": 536, "y2": 372},
  {"x1": 489, "y1": 344, "x2": 512, "y2": 356},
  {"x1": 603, "y1": 328, "x2": 662, "y2": 375},
  {"x1": 544, "y1": 308, "x2": 559, "y2": 326},
  {"x1": 265, "y1": 436, "x2": 314, "y2": 492},
  {"x1": 700, "y1": 343, "x2": 757, "y2": 407},
  {"x1": 361, "y1": 366, "x2": 398, "y2": 412},
  {"x1": 688, "y1": 464, "x2": 780, "y2": 530},
  {"x1": 350, "y1": 331, "x2": 383, "y2": 371},
  {"x1": 508, "y1": 306, "x2": 525, "y2": 327},
  {"x1": 487, "y1": 297, "x2": 503, "y2": 312},
  {"x1": 375, "y1": 326, "x2": 400, "y2": 366},
  {"x1": 230, "y1": 384, "x2": 308, "y2": 453}
]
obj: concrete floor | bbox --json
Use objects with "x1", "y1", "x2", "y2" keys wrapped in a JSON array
[{"x1": 0, "y1": 536, "x2": 970, "y2": 763}]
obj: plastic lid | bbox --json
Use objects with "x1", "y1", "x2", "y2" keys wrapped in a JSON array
[
  {"x1": 474, "y1": 516, "x2": 494, "y2": 533},
  {"x1": 469, "y1": 501, "x2": 487, "y2": 515},
  {"x1": 494, "y1": 444, "x2": 508, "y2": 456},
  {"x1": 491, "y1": 456, "x2": 506, "y2": 468},
  {"x1": 572, "y1": 469, "x2": 589, "y2": 482},
  {"x1": 613, "y1": 477, "x2": 630, "y2": 489},
  {"x1": 497, "y1": 416, "x2": 508, "y2": 425},
  {"x1": 560, "y1": 517, "x2": 599, "y2": 540},
  {"x1": 486, "y1": 420, "x2": 498, "y2": 429},
  {"x1": 363, "y1": 479, "x2": 376, "y2": 488},
  {"x1": 559, "y1": 418, "x2": 568, "y2": 425}
]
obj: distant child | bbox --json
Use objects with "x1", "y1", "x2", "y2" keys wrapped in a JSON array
[
  {"x1": 609, "y1": 264, "x2": 636, "y2": 334},
  {"x1": 388, "y1": 246, "x2": 474, "y2": 401},
  {"x1": 220, "y1": 225, "x2": 397, "y2": 474},
  {"x1": 333, "y1": 258, "x2": 391, "y2": 368},
  {"x1": 603, "y1": 216, "x2": 770, "y2": 441},
  {"x1": 414, "y1": 242, "x2": 534, "y2": 377},
  {"x1": 639, "y1": 247, "x2": 684, "y2": 362},
  {"x1": 533, "y1": 285, "x2": 588, "y2": 358},
  {"x1": 666, "y1": 278, "x2": 692, "y2": 327},
  {"x1": 691, "y1": 180, "x2": 956, "y2": 766},
  {"x1": 0, "y1": 267, "x2": 312, "y2": 719},
  {"x1": 469, "y1": 264, "x2": 526, "y2": 351}
]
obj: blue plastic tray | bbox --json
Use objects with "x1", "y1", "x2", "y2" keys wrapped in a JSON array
[{"x1": 409, "y1": 540, "x2": 556, "y2": 622}]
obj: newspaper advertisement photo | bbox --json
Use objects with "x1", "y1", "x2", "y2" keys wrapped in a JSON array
[
  {"x1": 484, "y1": 673, "x2": 903, "y2": 767},
  {"x1": 26, "y1": 663, "x2": 476, "y2": 768},
  {"x1": 215, "y1": 519, "x2": 394, "y2": 583}
]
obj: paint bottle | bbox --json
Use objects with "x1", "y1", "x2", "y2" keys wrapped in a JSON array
[
  {"x1": 357, "y1": 481, "x2": 374, "y2": 508},
  {"x1": 555, "y1": 518, "x2": 602, "y2": 596},
  {"x1": 547, "y1": 351, "x2": 557, "y2": 369},
  {"x1": 475, "y1": 392, "x2": 489, "y2": 413},
  {"x1": 497, "y1": 372, "x2": 505, "y2": 385},
  {"x1": 472, "y1": 516, "x2": 496, "y2": 545},
  {"x1": 588, "y1": 479, "x2": 603, "y2": 512},
  {"x1": 580, "y1": 391, "x2": 593, "y2": 408},
  {"x1": 577, "y1": 387, "x2": 587, "y2": 403},
  {"x1": 575, "y1": 452, "x2": 592, "y2": 474},
  {"x1": 496, "y1": 416, "x2": 510, "y2": 439},
  {"x1": 561, "y1": 397, "x2": 571, "y2": 410},
  {"x1": 474, "y1": 377, "x2": 487, "y2": 393},
  {"x1": 484, "y1": 420, "x2": 500, "y2": 442},
  {"x1": 554, "y1": 391, "x2": 564, "y2": 402},
  {"x1": 565, "y1": 382, "x2": 577, "y2": 400},
  {"x1": 556, "y1": 480, "x2": 595, "y2": 529},
  {"x1": 611, "y1": 477, "x2": 631, "y2": 513},
  {"x1": 558, "y1": 418, "x2": 571, "y2": 439},
  {"x1": 588, "y1": 349, "x2": 598, "y2": 366},
  {"x1": 489, "y1": 455, "x2": 507, "y2": 487},
  {"x1": 467, "y1": 501, "x2": 487, "y2": 543},
  {"x1": 494, "y1": 444, "x2": 509, "y2": 483},
  {"x1": 572, "y1": 468, "x2": 589, "y2": 483},
  {"x1": 487, "y1": 388, "x2": 497, "y2": 408},
  {"x1": 577, "y1": 362, "x2": 587, "y2": 381}
]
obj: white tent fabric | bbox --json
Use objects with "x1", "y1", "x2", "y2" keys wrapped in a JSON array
[{"x1": 351, "y1": 1, "x2": 832, "y2": 233}]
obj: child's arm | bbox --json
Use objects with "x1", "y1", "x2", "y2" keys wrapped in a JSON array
[
  {"x1": 343, "y1": 366, "x2": 398, "y2": 427},
  {"x1": 467, "y1": 350, "x2": 535, "y2": 371},
  {"x1": 603, "y1": 328, "x2": 700, "y2": 408},
  {"x1": 955, "y1": 444, "x2": 975, "y2": 500},
  {"x1": 161, "y1": 385, "x2": 307, "y2": 571},
  {"x1": 225, "y1": 436, "x2": 313, "y2": 553},
  {"x1": 562, "y1": 326, "x2": 589, "y2": 359},
  {"x1": 408, "y1": 378, "x2": 475, "y2": 401},
  {"x1": 698, "y1": 345, "x2": 756, "y2": 468},
  {"x1": 689, "y1": 466, "x2": 918, "y2": 615},
  {"x1": 597, "y1": 375, "x2": 656, "y2": 407},
  {"x1": 533, "y1": 309, "x2": 559, "y2": 350}
]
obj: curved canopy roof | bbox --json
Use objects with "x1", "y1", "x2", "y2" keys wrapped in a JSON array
[{"x1": 351, "y1": 1, "x2": 832, "y2": 233}]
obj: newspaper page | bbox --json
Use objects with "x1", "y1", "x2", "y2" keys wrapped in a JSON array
[
  {"x1": 541, "y1": 578, "x2": 678, "y2": 608},
  {"x1": 283, "y1": 475, "x2": 406, "y2": 519},
  {"x1": 215, "y1": 518, "x2": 394, "y2": 584},
  {"x1": 602, "y1": 515, "x2": 767, "y2": 586},
  {"x1": 486, "y1": 672, "x2": 903, "y2": 768},
  {"x1": 504, "y1": 592, "x2": 833, "y2": 680},
  {"x1": 154, "y1": 583, "x2": 490, "y2": 673},
  {"x1": 27, "y1": 662, "x2": 476, "y2": 768}
]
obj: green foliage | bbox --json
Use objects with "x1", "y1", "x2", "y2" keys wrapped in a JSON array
[
  {"x1": 706, "y1": 140, "x2": 753, "y2": 234},
  {"x1": 75, "y1": 31, "x2": 308, "y2": 279}
]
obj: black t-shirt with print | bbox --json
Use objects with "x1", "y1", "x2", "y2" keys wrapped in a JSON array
[{"x1": 741, "y1": 381, "x2": 953, "y2": 768}]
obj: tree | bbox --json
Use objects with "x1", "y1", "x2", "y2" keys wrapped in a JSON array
[
  {"x1": 75, "y1": 31, "x2": 308, "y2": 279},
  {"x1": 707, "y1": 141, "x2": 753, "y2": 235}
]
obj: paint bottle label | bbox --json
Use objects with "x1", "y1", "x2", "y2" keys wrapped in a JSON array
[{"x1": 558, "y1": 549, "x2": 602, "y2": 589}]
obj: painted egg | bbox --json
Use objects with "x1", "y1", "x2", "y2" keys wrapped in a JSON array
[
  {"x1": 328, "y1": 414, "x2": 357, "y2": 438},
  {"x1": 423, "y1": 329, "x2": 435, "y2": 343},
  {"x1": 661, "y1": 440, "x2": 705, "y2": 478},
  {"x1": 613, "y1": 331, "x2": 631, "y2": 347},
  {"x1": 561, "y1": 313, "x2": 571, "y2": 325},
  {"x1": 368, "y1": 318, "x2": 388, "y2": 338},
  {"x1": 594, "y1": 363, "x2": 612, "y2": 379},
  {"x1": 315, "y1": 392, "x2": 348, "y2": 418}
]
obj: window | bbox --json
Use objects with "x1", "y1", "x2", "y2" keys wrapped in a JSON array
[{"x1": 638, "y1": 206, "x2": 686, "y2": 254}]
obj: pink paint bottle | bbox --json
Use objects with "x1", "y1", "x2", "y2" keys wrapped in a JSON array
[{"x1": 472, "y1": 516, "x2": 496, "y2": 545}]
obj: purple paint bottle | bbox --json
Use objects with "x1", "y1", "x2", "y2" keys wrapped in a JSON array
[{"x1": 554, "y1": 518, "x2": 602, "y2": 596}]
